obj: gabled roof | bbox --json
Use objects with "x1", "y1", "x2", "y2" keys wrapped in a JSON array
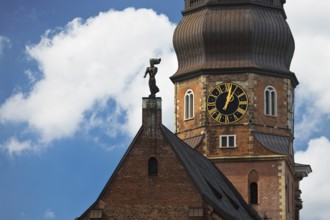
[
  {"x1": 161, "y1": 125, "x2": 261, "y2": 220},
  {"x1": 77, "y1": 127, "x2": 145, "y2": 220},
  {"x1": 77, "y1": 124, "x2": 260, "y2": 220}
]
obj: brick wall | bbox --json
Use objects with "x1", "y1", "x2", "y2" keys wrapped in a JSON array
[
  {"x1": 173, "y1": 72, "x2": 296, "y2": 220},
  {"x1": 78, "y1": 98, "x2": 224, "y2": 220},
  {"x1": 215, "y1": 160, "x2": 282, "y2": 220},
  {"x1": 174, "y1": 73, "x2": 293, "y2": 145}
]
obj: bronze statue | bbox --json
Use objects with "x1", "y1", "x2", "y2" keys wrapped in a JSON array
[{"x1": 144, "y1": 58, "x2": 161, "y2": 98}]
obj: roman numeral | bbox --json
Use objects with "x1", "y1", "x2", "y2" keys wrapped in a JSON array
[
  {"x1": 209, "y1": 94, "x2": 218, "y2": 100},
  {"x1": 225, "y1": 83, "x2": 232, "y2": 92},
  {"x1": 237, "y1": 93, "x2": 245, "y2": 98},
  {"x1": 214, "y1": 86, "x2": 222, "y2": 94},
  {"x1": 225, "y1": 116, "x2": 230, "y2": 124},
  {"x1": 236, "y1": 107, "x2": 246, "y2": 114},
  {"x1": 215, "y1": 113, "x2": 223, "y2": 122},
  {"x1": 209, "y1": 107, "x2": 218, "y2": 116}
]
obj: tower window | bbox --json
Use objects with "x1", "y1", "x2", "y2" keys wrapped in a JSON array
[
  {"x1": 248, "y1": 170, "x2": 259, "y2": 205},
  {"x1": 220, "y1": 135, "x2": 236, "y2": 148},
  {"x1": 90, "y1": 209, "x2": 103, "y2": 219},
  {"x1": 189, "y1": 0, "x2": 203, "y2": 7},
  {"x1": 264, "y1": 86, "x2": 277, "y2": 116},
  {"x1": 250, "y1": 182, "x2": 258, "y2": 204},
  {"x1": 184, "y1": 89, "x2": 194, "y2": 120},
  {"x1": 148, "y1": 157, "x2": 158, "y2": 176}
]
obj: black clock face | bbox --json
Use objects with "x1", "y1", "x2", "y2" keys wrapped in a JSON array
[{"x1": 207, "y1": 83, "x2": 248, "y2": 124}]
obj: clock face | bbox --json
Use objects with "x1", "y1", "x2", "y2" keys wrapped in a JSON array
[
  {"x1": 207, "y1": 83, "x2": 248, "y2": 124},
  {"x1": 147, "y1": 99, "x2": 156, "y2": 108}
]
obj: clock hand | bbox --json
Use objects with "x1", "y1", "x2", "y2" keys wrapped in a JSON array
[
  {"x1": 223, "y1": 84, "x2": 232, "y2": 110},
  {"x1": 223, "y1": 85, "x2": 237, "y2": 110}
]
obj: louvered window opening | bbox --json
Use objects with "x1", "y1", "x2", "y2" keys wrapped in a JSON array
[
  {"x1": 148, "y1": 157, "x2": 158, "y2": 176},
  {"x1": 190, "y1": 0, "x2": 204, "y2": 7},
  {"x1": 250, "y1": 182, "x2": 258, "y2": 204}
]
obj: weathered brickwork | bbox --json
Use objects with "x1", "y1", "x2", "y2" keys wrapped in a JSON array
[
  {"x1": 214, "y1": 160, "x2": 286, "y2": 220},
  {"x1": 175, "y1": 75, "x2": 206, "y2": 136},
  {"x1": 175, "y1": 73, "x2": 293, "y2": 139},
  {"x1": 174, "y1": 72, "x2": 297, "y2": 219},
  {"x1": 79, "y1": 99, "x2": 225, "y2": 220}
]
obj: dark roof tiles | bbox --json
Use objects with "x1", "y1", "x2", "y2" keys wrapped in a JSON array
[
  {"x1": 183, "y1": 134, "x2": 204, "y2": 149},
  {"x1": 162, "y1": 125, "x2": 261, "y2": 220}
]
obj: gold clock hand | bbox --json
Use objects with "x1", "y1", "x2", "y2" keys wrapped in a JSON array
[
  {"x1": 223, "y1": 84, "x2": 238, "y2": 110},
  {"x1": 228, "y1": 86, "x2": 237, "y2": 101},
  {"x1": 223, "y1": 84, "x2": 232, "y2": 110}
]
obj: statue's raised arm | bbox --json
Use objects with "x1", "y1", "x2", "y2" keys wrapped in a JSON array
[{"x1": 144, "y1": 58, "x2": 161, "y2": 98}]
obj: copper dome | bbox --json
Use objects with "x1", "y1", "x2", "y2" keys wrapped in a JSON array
[{"x1": 171, "y1": 0, "x2": 298, "y2": 86}]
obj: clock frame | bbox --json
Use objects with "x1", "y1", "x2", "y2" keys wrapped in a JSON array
[{"x1": 207, "y1": 82, "x2": 248, "y2": 124}]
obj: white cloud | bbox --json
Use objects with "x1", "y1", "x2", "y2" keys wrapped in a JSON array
[
  {"x1": 0, "y1": 35, "x2": 11, "y2": 57},
  {"x1": 285, "y1": 1, "x2": 330, "y2": 142},
  {"x1": 285, "y1": 1, "x2": 330, "y2": 36},
  {"x1": 295, "y1": 136, "x2": 330, "y2": 220},
  {"x1": 0, "y1": 8, "x2": 177, "y2": 153},
  {"x1": 284, "y1": 2, "x2": 330, "y2": 218},
  {"x1": 0, "y1": 137, "x2": 32, "y2": 156},
  {"x1": 24, "y1": 69, "x2": 39, "y2": 84},
  {"x1": 44, "y1": 208, "x2": 55, "y2": 220}
]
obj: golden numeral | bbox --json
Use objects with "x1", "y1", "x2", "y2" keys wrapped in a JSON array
[
  {"x1": 214, "y1": 86, "x2": 222, "y2": 94},
  {"x1": 225, "y1": 116, "x2": 230, "y2": 124},
  {"x1": 209, "y1": 94, "x2": 218, "y2": 100},
  {"x1": 239, "y1": 101, "x2": 248, "y2": 105},
  {"x1": 209, "y1": 107, "x2": 218, "y2": 116},
  {"x1": 237, "y1": 92, "x2": 245, "y2": 98},
  {"x1": 225, "y1": 83, "x2": 232, "y2": 92},
  {"x1": 208, "y1": 101, "x2": 216, "y2": 107},
  {"x1": 236, "y1": 107, "x2": 246, "y2": 114},
  {"x1": 215, "y1": 113, "x2": 222, "y2": 122}
]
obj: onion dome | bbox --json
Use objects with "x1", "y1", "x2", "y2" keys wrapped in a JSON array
[{"x1": 171, "y1": 0, "x2": 298, "y2": 86}]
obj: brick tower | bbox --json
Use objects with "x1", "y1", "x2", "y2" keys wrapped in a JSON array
[{"x1": 171, "y1": 0, "x2": 311, "y2": 219}]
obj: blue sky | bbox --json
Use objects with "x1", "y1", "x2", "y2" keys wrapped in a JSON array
[{"x1": 1, "y1": 0, "x2": 330, "y2": 219}]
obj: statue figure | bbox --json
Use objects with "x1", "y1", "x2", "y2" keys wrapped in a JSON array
[{"x1": 144, "y1": 58, "x2": 161, "y2": 98}]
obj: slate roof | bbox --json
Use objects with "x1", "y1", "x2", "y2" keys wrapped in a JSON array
[
  {"x1": 183, "y1": 134, "x2": 204, "y2": 149},
  {"x1": 162, "y1": 125, "x2": 261, "y2": 220},
  {"x1": 253, "y1": 132, "x2": 291, "y2": 156}
]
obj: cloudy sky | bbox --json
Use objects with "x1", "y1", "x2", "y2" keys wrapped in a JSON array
[{"x1": 0, "y1": 0, "x2": 329, "y2": 219}]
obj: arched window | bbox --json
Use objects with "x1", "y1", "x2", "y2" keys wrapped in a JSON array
[
  {"x1": 184, "y1": 89, "x2": 194, "y2": 120},
  {"x1": 148, "y1": 157, "x2": 158, "y2": 176},
  {"x1": 264, "y1": 86, "x2": 277, "y2": 116},
  {"x1": 248, "y1": 170, "x2": 259, "y2": 205},
  {"x1": 250, "y1": 182, "x2": 258, "y2": 204}
]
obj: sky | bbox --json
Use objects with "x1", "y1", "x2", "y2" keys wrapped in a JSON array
[{"x1": 0, "y1": 0, "x2": 329, "y2": 219}]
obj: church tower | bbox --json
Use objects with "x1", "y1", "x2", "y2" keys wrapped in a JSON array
[{"x1": 172, "y1": 0, "x2": 311, "y2": 219}]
